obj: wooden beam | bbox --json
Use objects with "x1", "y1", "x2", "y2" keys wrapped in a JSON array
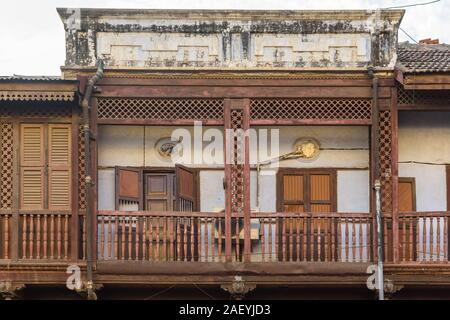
[{"x1": 70, "y1": 106, "x2": 79, "y2": 261}]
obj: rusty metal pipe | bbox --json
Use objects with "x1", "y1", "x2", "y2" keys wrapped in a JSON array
[{"x1": 81, "y1": 59, "x2": 104, "y2": 300}]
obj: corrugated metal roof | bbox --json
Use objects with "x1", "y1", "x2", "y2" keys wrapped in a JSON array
[
  {"x1": 397, "y1": 42, "x2": 450, "y2": 73},
  {"x1": 0, "y1": 75, "x2": 63, "y2": 81}
]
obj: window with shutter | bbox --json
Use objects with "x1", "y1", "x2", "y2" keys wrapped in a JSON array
[
  {"x1": 20, "y1": 124, "x2": 45, "y2": 210},
  {"x1": 48, "y1": 124, "x2": 71, "y2": 210},
  {"x1": 175, "y1": 164, "x2": 198, "y2": 212},
  {"x1": 20, "y1": 123, "x2": 72, "y2": 210},
  {"x1": 115, "y1": 167, "x2": 143, "y2": 210},
  {"x1": 277, "y1": 169, "x2": 336, "y2": 213}
]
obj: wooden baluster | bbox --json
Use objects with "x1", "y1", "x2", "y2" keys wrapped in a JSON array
[
  {"x1": 331, "y1": 217, "x2": 336, "y2": 262},
  {"x1": 22, "y1": 215, "x2": 27, "y2": 259},
  {"x1": 50, "y1": 215, "x2": 55, "y2": 259},
  {"x1": 359, "y1": 218, "x2": 363, "y2": 262},
  {"x1": 218, "y1": 217, "x2": 222, "y2": 262},
  {"x1": 135, "y1": 217, "x2": 140, "y2": 261},
  {"x1": 274, "y1": 218, "x2": 279, "y2": 262},
  {"x1": 350, "y1": 219, "x2": 356, "y2": 262},
  {"x1": 107, "y1": 216, "x2": 112, "y2": 260},
  {"x1": 268, "y1": 218, "x2": 273, "y2": 261},
  {"x1": 149, "y1": 217, "x2": 153, "y2": 261},
  {"x1": 337, "y1": 219, "x2": 342, "y2": 262},
  {"x1": 121, "y1": 217, "x2": 126, "y2": 260},
  {"x1": 168, "y1": 217, "x2": 174, "y2": 261},
  {"x1": 344, "y1": 219, "x2": 349, "y2": 262},
  {"x1": 29, "y1": 215, "x2": 34, "y2": 259},
  {"x1": 64, "y1": 215, "x2": 69, "y2": 259},
  {"x1": 317, "y1": 218, "x2": 322, "y2": 262},
  {"x1": 197, "y1": 218, "x2": 201, "y2": 262},
  {"x1": 324, "y1": 217, "x2": 329, "y2": 262},
  {"x1": 415, "y1": 217, "x2": 420, "y2": 262},
  {"x1": 383, "y1": 218, "x2": 388, "y2": 262},
  {"x1": 443, "y1": 215, "x2": 448, "y2": 262},
  {"x1": 261, "y1": 219, "x2": 265, "y2": 262},
  {"x1": 4, "y1": 216, "x2": 9, "y2": 259},
  {"x1": 190, "y1": 217, "x2": 195, "y2": 262},
  {"x1": 289, "y1": 218, "x2": 294, "y2": 262},
  {"x1": 437, "y1": 217, "x2": 441, "y2": 262},
  {"x1": 310, "y1": 218, "x2": 315, "y2": 262},
  {"x1": 57, "y1": 215, "x2": 62, "y2": 259},
  {"x1": 183, "y1": 221, "x2": 188, "y2": 262},
  {"x1": 408, "y1": 217, "x2": 413, "y2": 262},
  {"x1": 302, "y1": 218, "x2": 307, "y2": 262},
  {"x1": 162, "y1": 217, "x2": 167, "y2": 261},
  {"x1": 211, "y1": 218, "x2": 216, "y2": 262},
  {"x1": 296, "y1": 218, "x2": 300, "y2": 262},
  {"x1": 422, "y1": 217, "x2": 427, "y2": 262},
  {"x1": 100, "y1": 216, "x2": 105, "y2": 260},
  {"x1": 128, "y1": 217, "x2": 133, "y2": 260},
  {"x1": 156, "y1": 217, "x2": 160, "y2": 261},
  {"x1": 281, "y1": 218, "x2": 286, "y2": 261},
  {"x1": 114, "y1": 217, "x2": 119, "y2": 260},
  {"x1": 43, "y1": 216, "x2": 48, "y2": 259},
  {"x1": 176, "y1": 219, "x2": 181, "y2": 261},
  {"x1": 36, "y1": 215, "x2": 41, "y2": 259},
  {"x1": 204, "y1": 218, "x2": 209, "y2": 262},
  {"x1": 402, "y1": 217, "x2": 406, "y2": 262},
  {"x1": 430, "y1": 218, "x2": 434, "y2": 262}
]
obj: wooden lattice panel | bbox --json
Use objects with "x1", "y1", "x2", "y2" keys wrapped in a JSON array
[
  {"x1": 379, "y1": 111, "x2": 392, "y2": 214},
  {"x1": 250, "y1": 98, "x2": 372, "y2": 120},
  {"x1": 78, "y1": 125, "x2": 86, "y2": 210},
  {"x1": 397, "y1": 86, "x2": 450, "y2": 106},
  {"x1": 0, "y1": 103, "x2": 71, "y2": 118},
  {"x1": 1, "y1": 123, "x2": 13, "y2": 209},
  {"x1": 97, "y1": 98, "x2": 224, "y2": 121},
  {"x1": 230, "y1": 109, "x2": 245, "y2": 214}
]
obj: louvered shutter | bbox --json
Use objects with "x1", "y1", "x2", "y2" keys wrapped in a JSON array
[
  {"x1": 175, "y1": 164, "x2": 197, "y2": 211},
  {"x1": 310, "y1": 174, "x2": 332, "y2": 213},
  {"x1": 48, "y1": 124, "x2": 71, "y2": 210},
  {"x1": 115, "y1": 167, "x2": 143, "y2": 210},
  {"x1": 20, "y1": 124, "x2": 45, "y2": 209}
]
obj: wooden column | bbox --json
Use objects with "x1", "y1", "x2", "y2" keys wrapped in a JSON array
[
  {"x1": 11, "y1": 120, "x2": 19, "y2": 261},
  {"x1": 91, "y1": 98, "x2": 99, "y2": 262},
  {"x1": 391, "y1": 87, "x2": 400, "y2": 263},
  {"x1": 70, "y1": 105, "x2": 80, "y2": 261},
  {"x1": 224, "y1": 98, "x2": 251, "y2": 262}
]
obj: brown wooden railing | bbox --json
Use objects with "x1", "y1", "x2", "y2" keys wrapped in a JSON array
[
  {"x1": 396, "y1": 212, "x2": 449, "y2": 263},
  {"x1": 0, "y1": 212, "x2": 11, "y2": 259},
  {"x1": 97, "y1": 211, "x2": 373, "y2": 263},
  {"x1": 19, "y1": 212, "x2": 71, "y2": 260}
]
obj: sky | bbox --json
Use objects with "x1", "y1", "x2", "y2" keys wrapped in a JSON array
[{"x1": 0, "y1": 0, "x2": 448, "y2": 76}]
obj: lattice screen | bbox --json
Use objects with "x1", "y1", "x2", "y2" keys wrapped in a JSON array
[
  {"x1": 97, "y1": 98, "x2": 224, "y2": 121},
  {"x1": 1, "y1": 123, "x2": 13, "y2": 209},
  {"x1": 397, "y1": 86, "x2": 450, "y2": 106},
  {"x1": 229, "y1": 108, "x2": 246, "y2": 215},
  {"x1": 250, "y1": 98, "x2": 372, "y2": 120},
  {"x1": 78, "y1": 125, "x2": 86, "y2": 210},
  {"x1": 379, "y1": 111, "x2": 392, "y2": 214}
]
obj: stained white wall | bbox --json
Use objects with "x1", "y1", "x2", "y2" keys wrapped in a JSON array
[
  {"x1": 98, "y1": 125, "x2": 369, "y2": 212},
  {"x1": 398, "y1": 112, "x2": 450, "y2": 211}
]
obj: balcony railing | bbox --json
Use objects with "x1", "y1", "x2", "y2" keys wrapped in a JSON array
[{"x1": 96, "y1": 211, "x2": 374, "y2": 263}]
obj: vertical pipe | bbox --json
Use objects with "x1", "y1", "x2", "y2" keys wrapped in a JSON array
[{"x1": 375, "y1": 180, "x2": 384, "y2": 300}]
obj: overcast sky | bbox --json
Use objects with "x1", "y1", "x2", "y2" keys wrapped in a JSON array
[{"x1": 0, "y1": 0, "x2": 448, "y2": 76}]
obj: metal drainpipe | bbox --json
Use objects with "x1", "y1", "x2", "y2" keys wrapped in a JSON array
[
  {"x1": 81, "y1": 60, "x2": 104, "y2": 300},
  {"x1": 369, "y1": 66, "x2": 384, "y2": 300}
]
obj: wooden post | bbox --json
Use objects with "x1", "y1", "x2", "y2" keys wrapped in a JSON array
[
  {"x1": 11, "y1": 120, "x2": 19, "y2": 261},
  {"x1": 224, "y1": 99, "x2": 232, "y2": 262},
  {"x1": 242, "y1": 98, "x2": 251, "y2": 263},
  {"x1": 370, "y1": 78, "x2": 380, "y2": 262},
  {"x1": 91, "y1": 98, "x2": 99, "y2": 262},
  {"x1": 70, "y1": 105, "x2": 80, "y2": 261},
  {"x1": 391, "y1": 86, "x2": 400, "y2": 263}
]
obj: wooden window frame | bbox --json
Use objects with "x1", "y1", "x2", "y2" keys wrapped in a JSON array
[{"x1": 276, "y1": 168, "x2": 337, "y2": 213}]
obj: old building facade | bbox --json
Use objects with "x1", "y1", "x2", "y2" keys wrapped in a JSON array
[{"x1": 1, "y1": 8, "x2": 450, "y2": 299}]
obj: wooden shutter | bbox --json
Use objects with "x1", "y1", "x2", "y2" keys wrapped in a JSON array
[
  {"x1": 48, "y1": 124, "x2": 71, "y2": 210},
  {"x1": 175, "y1": 164, "x2": 197, "y2": 211},
  {"x1": 399, "y1": 178, "x2": 416, "y2": 212},
  {"x1": 20, "y1": 124, "x2": 45, "y2": 210},
  {"x1": 145, "y1": 173, "x2": 174, "y2": 211},
  {"x1": 280, "y1": 174, "x2": 305, "y2": 212},
  {"x1": 115, "y1": 167, "x2": 143, "y2": 210},
  {"x1": 310, "y1": 174, "x2": 333, "y2": 213}
]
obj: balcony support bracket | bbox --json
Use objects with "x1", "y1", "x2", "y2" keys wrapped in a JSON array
[
  {"x1": 221, "y1": 276, "x2": 256, "y2": 300},
  {"x1": 0, "y1": 281, "x2": 25, "y2": 300}
]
